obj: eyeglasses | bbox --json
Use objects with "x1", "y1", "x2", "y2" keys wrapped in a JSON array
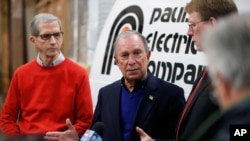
[
  {"x1": 188, "y1": 20, "x2": 208, "y2": 32},
  {"x1": 37, "y1": 32, "x2": 64, "y2": 40}
]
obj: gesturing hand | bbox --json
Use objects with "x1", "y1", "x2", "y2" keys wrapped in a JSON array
[
  {"x1": 136, "y1": 126, "x2": 154, "y2": 141},
  {"x1": 44, "y1": 118, "x2": 79, "y2": 141}
]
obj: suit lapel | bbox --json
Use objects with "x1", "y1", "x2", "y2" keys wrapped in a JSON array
[
  {"x1": 133, "y1": 73, "x2": 157, "y2": 126},
  {"x1": 109, "y1": 81, "x2": 124, "y2": 140},
  {"x1": 185, "y1": 69, "x2": 211, "y2": 114}
]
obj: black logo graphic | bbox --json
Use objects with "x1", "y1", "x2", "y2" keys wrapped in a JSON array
[{"x1": 101, "y1": 5, "x2": 144, "y2": 75}]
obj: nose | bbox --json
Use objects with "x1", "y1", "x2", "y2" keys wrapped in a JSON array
[
  {"x1": 127, "y1": 55, "x2": 136, "y2": 65},
  {"x1": 49, "y1": 36, "x2": 57, "y2": 43}
]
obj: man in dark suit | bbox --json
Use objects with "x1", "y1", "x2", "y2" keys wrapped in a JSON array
[
  {"x1": 93, "y1": 30, "x2": 185, "y2": 141},
  {"x1": 176, "y1": 1, "x2": 238, "y2": 141},
  {"x1": 44, "y1": 30, "x2": 185, "y2": 141}
]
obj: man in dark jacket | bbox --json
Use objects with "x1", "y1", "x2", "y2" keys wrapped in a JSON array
[
  {"x1": 176, "y1": 0, "x2": 238, "y2": 140},
  {"x1": 92, "y1": 30, "x2": 185, "y2": 141}
]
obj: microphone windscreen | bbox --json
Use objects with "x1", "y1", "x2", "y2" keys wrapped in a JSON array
[{"x1": 91, "y1": 122, "x2": 104, "y2": 137}]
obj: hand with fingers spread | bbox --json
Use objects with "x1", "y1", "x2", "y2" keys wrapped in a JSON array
[
  {"x1": 44, "y1": 118, "x2": 79, "y2": 141},
  {"x1": 136, "y1": 126, "x2": 154, "y2": 141}
]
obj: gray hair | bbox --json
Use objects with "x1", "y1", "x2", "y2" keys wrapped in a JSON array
[
  {"x1": 30, "y1": 13, "x2": 62, "y2": 36},
  {"x1": 114, "y1": 30, "x2": 149, "y2": 55},
  {"x1": 202, "y1": 13, "x2": 250, "y2": 90}
]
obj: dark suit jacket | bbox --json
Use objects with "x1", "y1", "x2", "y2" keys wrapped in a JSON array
[
  {"x1": 93, "y1": 72, "x2": 185, "y2": 141},
  {"x1": 177, "y1": 69, "x2": 219, "y2": 141}
]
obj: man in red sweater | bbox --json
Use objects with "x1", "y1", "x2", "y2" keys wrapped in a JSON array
[{"x1": 0, "y1": 13, "x2": 93, "y2": 139}]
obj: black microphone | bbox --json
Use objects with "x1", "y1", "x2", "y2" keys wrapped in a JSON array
[{"x1": 80, "y1": 122, "x2": 104, "y2": 141}]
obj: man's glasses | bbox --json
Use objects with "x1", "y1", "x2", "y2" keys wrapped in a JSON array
[
  {"x1": 37, "y1": 32, "x2": 64, "y2": 40},
  {"x1": 188, "y1": 20, "x2": 208, "y2": 32}
]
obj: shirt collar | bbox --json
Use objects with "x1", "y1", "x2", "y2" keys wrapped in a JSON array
[
  {"x1": 36, "y1": 52, "x2": 65, "y2": 67},
  {"x1": 121, "y1": 73, "x2": 148, "y2": 89}
]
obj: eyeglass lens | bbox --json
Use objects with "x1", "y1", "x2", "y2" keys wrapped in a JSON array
[{"x1": 39, "y1": 32, "x2": 63, "y2": 40}]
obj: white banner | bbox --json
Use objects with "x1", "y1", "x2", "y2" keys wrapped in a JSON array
[{"x1": 89, "y1": 0, "x2": 250, "y2": 106}]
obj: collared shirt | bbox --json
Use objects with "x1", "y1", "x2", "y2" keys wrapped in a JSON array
[{"x1": 36, "y1": 52, "x2": 65, "y2": 67}]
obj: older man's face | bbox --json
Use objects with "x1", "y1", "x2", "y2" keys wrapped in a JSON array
[{"x1": 114, "y1": 34, "x2": 151, "y2": 82}]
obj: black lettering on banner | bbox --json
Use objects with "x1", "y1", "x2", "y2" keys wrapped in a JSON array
[
  {"x1": 148, "y1": 61, "x2": 204, "y2": 85},
  {"x1": 149, "y1": 7, "x2": 188, "y2": 24},
  {"x1": 146, "y1": 31, "x2": 197, "y2": 55},
  {"x1": 230, "y1": 124, "x2": 250, "y2": 141}
]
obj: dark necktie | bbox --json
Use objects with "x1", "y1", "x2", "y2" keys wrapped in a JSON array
[{"x1": 175, "y1": 68, "x2": 208, "y2": 141}]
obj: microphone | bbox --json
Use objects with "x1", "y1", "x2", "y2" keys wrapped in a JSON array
[{"x1": 80, "y1": 122, "x2": 104, "y2": 141}]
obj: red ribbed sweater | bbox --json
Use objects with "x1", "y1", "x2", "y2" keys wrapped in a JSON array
[{"x1": 0, "y1": 58, "x2": 93, "y2": 137}]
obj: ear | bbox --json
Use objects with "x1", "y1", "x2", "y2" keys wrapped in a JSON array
[
  {"x1": 208, "y1": 17, "x2": 217, "y2": 26},
  {"x1": 29, "y1": 36, "x2": 38, "y2": 49},
  {"x1": 114, "y1": 55, "x2": 118, "y2": 65},
  {"x1": 147, "y1": 51, "x2": 151, "y2": 60},
  {"x1": 29, "y1": 36, "x2": 36, "y2": 44}
]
